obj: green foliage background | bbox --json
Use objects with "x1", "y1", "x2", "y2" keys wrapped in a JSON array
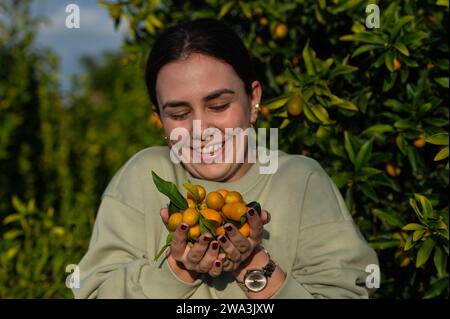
[{"x1": 0, "y1": 0, "x2": 448, "y2": 298}]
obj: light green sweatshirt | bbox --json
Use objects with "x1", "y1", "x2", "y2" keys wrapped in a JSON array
[{"x1": 73, "y1": 146, "x2": 378, "y2": 299}]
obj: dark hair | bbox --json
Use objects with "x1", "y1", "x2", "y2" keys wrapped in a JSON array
[{"x1": 145, "y1": 18, "x2": 256, "y2": 114}]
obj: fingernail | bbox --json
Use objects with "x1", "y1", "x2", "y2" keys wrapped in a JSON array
[
  {"x1": 212, "y1": 242, "x2": 219, "y2": 250},
  {"x1": 203, "y1": 235, "x2": 212, "y2": 242},
  {"x1": 215, "y1": 261, "x2": 221, "y2": 267},
  {"x1": 225, "y1": 225, "x2": 233, "y2": 232},
  {"x1": 248, "y1": 208, "x2": 255, "y2": 216},
  {"x1": 219, "y1": 236, "x2": 227, "y2": 243},
  {"x1": 180, "y1": 224, "x2": 187, "y2": 231}
]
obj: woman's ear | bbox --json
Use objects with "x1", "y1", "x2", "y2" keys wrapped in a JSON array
[{"x1": 249, "y1": 80, "x2": 262, "y2": 125}]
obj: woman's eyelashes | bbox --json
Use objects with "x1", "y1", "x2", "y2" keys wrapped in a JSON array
[
  {"x1": 170, "y1": 112, "x2": 189, "y2": 120},
  {"x1": 167, "y1": 103, "x2": 231, "y2": 120},
  {"x1": 209, "y1": 103, "x2": 230, "y2": 112}
]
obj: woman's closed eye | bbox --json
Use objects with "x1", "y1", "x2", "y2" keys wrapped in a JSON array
[
  {"x1": 209, "y1": 103, "x2": 230, "y2": 112},
  {"x1": 169, "y1": 112, "x2": 190, "y2": 120}
]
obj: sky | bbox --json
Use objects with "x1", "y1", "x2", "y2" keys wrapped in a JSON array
[{"x1": 31, "y1": 0, "x2": 128, "y2": 92}]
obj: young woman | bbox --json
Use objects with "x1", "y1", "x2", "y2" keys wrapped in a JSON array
[{"x1": 73, "y1": 18, "x2": 378, "y2": 299}]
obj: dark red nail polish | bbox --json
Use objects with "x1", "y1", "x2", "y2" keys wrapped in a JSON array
[
  {"x1": 180, "y1": 224, "x2": 187, "y2": 231},
  {"x1": 215, "y1": 261, "x2": 221, "y2": 267},
  {"x1": 219, "y1": 236, "x2": 227, "y2": 243},
  {"x1": 248, "y1": 208, "x2": 255, "y2": 216},
  {"x1": 203, "y1": 235, "x2": 212, "y2": 242},
  {"x1": 225, "y1": 225, "x2": 233, "y2": 232},
  {"x1": 212, "y1": 242, "x2": 219, "y2": 250}
]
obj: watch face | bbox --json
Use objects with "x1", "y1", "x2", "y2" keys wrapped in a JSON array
[{"x1": 244, "y1": 270, "x2": 267, "y2": 292}]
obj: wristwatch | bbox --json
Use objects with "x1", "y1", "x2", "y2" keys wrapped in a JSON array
[{"x1": 237, "y1": 249, "x2": 277, "y2": 293}]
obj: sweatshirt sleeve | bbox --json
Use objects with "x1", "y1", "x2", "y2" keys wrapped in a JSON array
[
  {"x1": 72, "y1": 195, "x2": 202, "y2": 299},
  {"x1": 272, "y1": 165, "x2": 379, "y2": 299}
]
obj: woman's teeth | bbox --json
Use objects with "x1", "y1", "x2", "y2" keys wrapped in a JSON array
[{"x1": 201, "y1": 143, "x2": 222, "y2": 154}]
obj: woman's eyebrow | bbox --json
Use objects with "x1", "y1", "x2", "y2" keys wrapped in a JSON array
[
  {"x1": 202, "y1": 88, "x2": 235, "y2": 102},
  {"x1": 161, "y1": 100, "x2": 189, "y2": 110}
]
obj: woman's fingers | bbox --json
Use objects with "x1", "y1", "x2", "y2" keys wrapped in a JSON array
[
  {"x1": 170, "y1": 223, "x2": 189, "y2": 260},
  {"x1": 186, "y1": 233, "x2": 213, "y2": 265},
  {"x1": 208, "y1": 258, "x2": 223, "y2": 277},
  {"x1": 260, "y1": 209, "x2": 270, "y2": 225},
  {"x1": 247, "y1": 208, "x2": 264, "y2": 243},
  {"x1": 160, "y1": 208, "x2": 169, "y2": 225},
  {"x1": 218, "y1": 234, "x2": 242, "y2": 263},
  {"x1": 197, "y1": 241, "x2": 220, "y2": 273},
  {"x1": 223, "y1": 223, "x2": 252, "y2": 254}
]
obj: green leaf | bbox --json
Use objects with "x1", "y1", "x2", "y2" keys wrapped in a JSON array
[
  {"x1": 199, "y1": 214, "x2": 209, "y2": 235},
  {"x1": 433, "y1": 246, "x2": 447, "y2": 278},
  {"x1": 355, "y1": 139, "x2": 373, "y2": 171},
  {"x1": 218, "y1": 1, "x2": 234, "y2": 19},
  {"x1": 11, "y1": 196, "x2": 26, "y2": 214},
  {"x1": 3, "y1": 229, "x2": 24, "y2": 240},
  {"x1": 409, "y1": 198, "x2": 426, "y2": 222},
  {"x1": 415, "y1": 194, "x2": 434, "y2": 219},
  {"x1": 361, "y1": 124, "x2": 394, "y2": 136},
  {"x1": 390, "y1": 16, "x2": 414, "y2": 39},
  {"x1": 303, "y1": 103, "x2": 320, "y2": 123},
  {"x1": 396, "y1": 134, "x2": 408, "y2": 155},
  {"x1": 402, "y1": 223, "x2": 426, "y2": 231},
  {"x1": 344, "y1": 131, "x2": 356, "y2": 164},
  {"x1": 310, "y1": 104, "x2": 335, "y2": 124},
  {"x1": 352, "y1": 32, "x2": 387, "y2": 45},
  {"x1": 151, "y1": 171, "x2": 188, "y2": 210},
  {"x1": 394, "y1": 42, "x2": 410, "y2": 56},
  {"x1": 355, "y1": 167, "x2": 382, "y2": 181},
  {"x1": 384, "y1": 98, "x2": 405, "y2": 111},
  {"x1": 383, "y1": 72, "x2": 398, "y2": 92},
  {"x1": 394, "y1": 119, "x2": 416, "y2": 130},
  {"x1": 434, "y1": 147, "x2": 449, "y2": 161},
  {"x1": 423, "y1": 276, "x2": 449, "y2": 299},
  {"x1": 426, "y1": 133, "x2": 449, "y2": 146},
  {"x1": 413, "y1": 230, "x2": 426, "y2": 242},
  {"x1": 423, "y1": 117, "x2": 449, "y2": 127},
  {"x1": 399, "y1": 30, "x2": 428, "y2": 45},
  {"x1": 406, "y1": 146, "x2": 418, "y2": 174},
  {"x1": 280, "y1": 118, "x2": 290, "y2": 129},
  {"x1": 435, "y1": 77, "x2": 449, "y2": 88},
  {"x1": 183, "y1": 183, "x2": 200, "y2": 203},
  {"x1": 351, "y1": 44, "x2": 378, "y2": 57},
  {"x1": 372, "y1": 209, "x2": 404, "y2": 228},
  {"x1": 168, "y1": 202, "x2": 179, "y2": 215},
  {"x1": 203, "y1": 218, "x2": 220, "y2": 232},
  {"x1": 360, "y1": 183, "x2": 378, "y2": 202},
  {"x1": 385, "y1": 51, "x2": 395, "y2": 72},
  {"x1": 239, "y1": 2, "x2": 252, "y2": 18},
  {"x1": 262, "y1": 93, "x2": 294, "y2": 110},
  {"x1": 302, "y1": 41, "x2": 317, "y2": 75},
  {"x1": 335, "y1": 100, "x2": 359, "y2": 111},
  {"x1": 2, "y1": 214, "x2": 20, "y2": 225},
  {"x1": 329, "y1": 64, "x2": 358, "y2": 78},
  {"x1": 331, "y1": 172, "x2": 352, "y2": 188},
  {"x1": 404, "y1": 234, "x2": 415, "y2": 251},
  {"x1": 416, "y1": 238, "x2": 436, "y2": 268}
]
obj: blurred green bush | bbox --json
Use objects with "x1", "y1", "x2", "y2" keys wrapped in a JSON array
[{"x1": 0, "y1": 0, "x2": 448, "y2": 298}]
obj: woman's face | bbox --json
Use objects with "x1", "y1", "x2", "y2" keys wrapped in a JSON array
[{"x1": 155, "y1": 53, "x2": 262, "y2": 182}]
